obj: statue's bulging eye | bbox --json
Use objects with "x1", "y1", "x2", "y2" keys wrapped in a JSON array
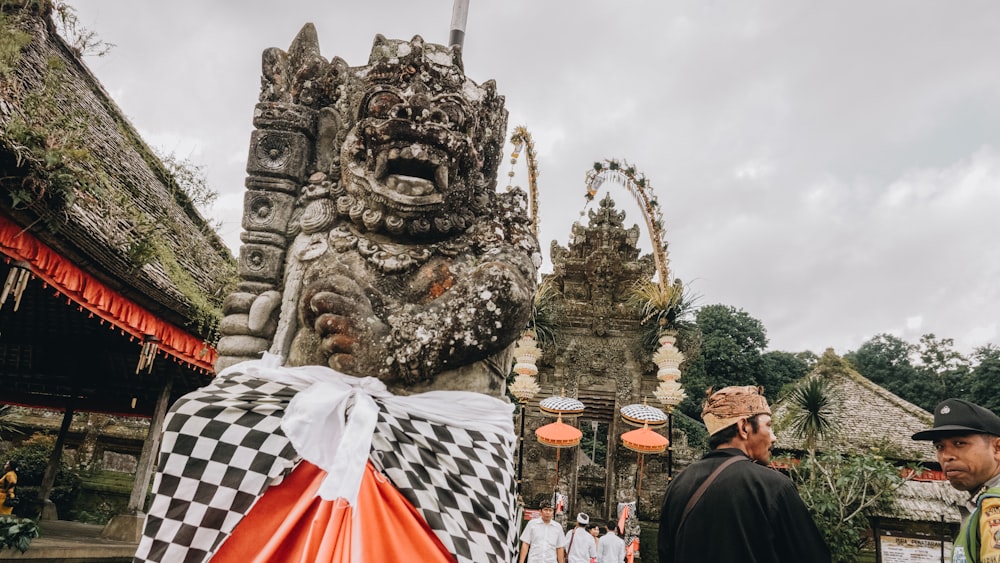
[
  {"x1": 365, "y1": 91, "x2": 403, "y2": 119},
  {"x1": 437, "y1": 101, "x2": 466, "y2": 128}
]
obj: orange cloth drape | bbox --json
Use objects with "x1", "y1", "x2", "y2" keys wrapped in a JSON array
[
  {"x1": 0, "y1": 214, "x2": 216, "y2": 372},
  {"x1": 213, "y1": 461, "x2": 456, "y2": 563},
  {"x1": 626, "y1": 538, "x2": 639, "y2": 563}
]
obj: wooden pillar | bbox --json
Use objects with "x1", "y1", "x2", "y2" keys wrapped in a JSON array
[
  {"x1": 38, "y1": 401, "x2": 74, "y2": 520},
  {"x1": 101, "y1": 374, "x2": 174, "y2": 542},
  {"x1": 128, "y1": 375, "x2": 172, "y2": 513}
]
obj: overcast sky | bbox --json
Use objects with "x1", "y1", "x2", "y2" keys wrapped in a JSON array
[{"x1": 68, "y1": 1, "x2": 1000, "y2": 358}]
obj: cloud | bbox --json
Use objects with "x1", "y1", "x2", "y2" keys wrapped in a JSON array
[{"x1": 69, "y1": 0, "x2": 1000, "y2": 358}]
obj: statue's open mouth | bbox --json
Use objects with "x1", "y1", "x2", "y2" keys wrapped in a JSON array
[{"x1": 369, "y1": 142, "x2": 448, "y2": 206}]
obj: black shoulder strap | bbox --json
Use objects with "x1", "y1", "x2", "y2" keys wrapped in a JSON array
[{"x1": 674, "y1": 455, "x2": 745, "y2": 545}]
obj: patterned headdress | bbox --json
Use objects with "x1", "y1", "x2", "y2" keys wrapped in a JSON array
[{"x1": 701, "y1": 386, "x2": 771, "y2": 436}]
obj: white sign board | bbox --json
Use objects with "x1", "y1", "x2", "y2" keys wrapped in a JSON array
[{"x1": 879, "y1": 535, "x2": 950, "y2": 563}]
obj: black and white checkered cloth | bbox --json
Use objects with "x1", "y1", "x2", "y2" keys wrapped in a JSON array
[
  {"x1": 134, "y1": 373, "x2": 301, "y2": 563},
  {"x1": 372, "y1": 400, "x2": 518, "y2": 563},
  {"x1": 134, "y1": 363, "x2": 518, "y2": 563}
]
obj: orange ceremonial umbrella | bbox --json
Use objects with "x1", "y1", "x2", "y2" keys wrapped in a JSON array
[
  {"x1": 535, "y1": 414, "x2": 583, "y2": 447},
  {"x1": 620, "y1": 425, "x2": 668, "y2": 499},
  {"x1": 621, "y1": 426, "x2": 668, "y2": 454},
  {"x1": 536, "y1": 414, "x2": 582, "y2": 488}
]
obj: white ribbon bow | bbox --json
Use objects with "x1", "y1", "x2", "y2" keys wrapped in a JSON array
[{"x1": 229, "y1": 353, "x2": 515, "y2": 506}]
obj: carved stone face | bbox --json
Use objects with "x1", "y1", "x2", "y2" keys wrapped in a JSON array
[{"x1": 335, "y1": 36, "x2": 506, "y2": 238}]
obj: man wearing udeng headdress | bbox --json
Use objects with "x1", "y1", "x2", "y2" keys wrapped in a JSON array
[
  {"x1": 657, "y1": 386, "x2": 830, "y2": 563},
  {"x1": 134, "y1": 25, "x2": 539, "y2": 563}
]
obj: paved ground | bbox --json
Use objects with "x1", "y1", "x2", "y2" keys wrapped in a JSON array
[{"x1": 0, "y1": 520, "x2": 136, "y2": 563}]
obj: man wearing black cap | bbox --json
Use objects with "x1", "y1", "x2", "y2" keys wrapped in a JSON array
[{"x1": 913, "y1": 398, "x2": 1000, "y2": 563}]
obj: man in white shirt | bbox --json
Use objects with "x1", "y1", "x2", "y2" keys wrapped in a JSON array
[
  {"x1": 519, "y1": 500, "x2": 566, "y2": 563},
  {"x1": 564, "y1": 512, "x2": 597, "y2": 563},
  {"x1": 597, "y1": 520, "x2": 626, "y2": 563}
]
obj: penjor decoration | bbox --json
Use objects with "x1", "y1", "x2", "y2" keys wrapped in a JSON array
[
  {"x1": 585, "y1": 158, "x2": 691, "y2": 479},
  {"x1": 504, "y1": 125, "x2": 540, "y2": 238},
  {"x1": 508, "y1": 330, "x2": 541, "y2": 485}
]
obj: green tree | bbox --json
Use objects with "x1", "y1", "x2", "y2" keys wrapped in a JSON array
[
  {"x1": 794, "y1": 350, "x2": 820, "y2": 369},
  {"x1": 915, "y1": 333, "x2": 971, "y2": 401},
  {"x1": 966, "y1": 345, "x2": 1000, "y2": 412},
  {"x1": 845, "y1": 334, "x2": 937, "y2": 409},
  {"x1": 846, "y1": 333, "x2": 973, "y2": 410},
  {"x1": 679, "y1": 304, "x2": 768, "y2": 417},
  {"x1": 786, "y1": 452, "x2": 908, "y2": 563},
  {"x1": 5, "y1": 434, "x2": 81, "y2": 518},
  {"x1": 760, "y1": 351, "x2": 811, "y2": 402},
  {"x1": 844, "y1": 333, "x2": 917, "y2": 387}
]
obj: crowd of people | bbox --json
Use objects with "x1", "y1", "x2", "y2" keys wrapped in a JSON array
[
  {"x1": 521, "y1": 384, "x2": 1000, "y2": 563},
  {"x1": 519, "y1": 506, "x2": 626, "y2": 563}
]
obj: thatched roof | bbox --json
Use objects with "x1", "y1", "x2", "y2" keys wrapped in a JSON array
[
  {"x1": 771, "y1": 350, "x2": 969, "y2": 524},
  {"x1": 873, "y1": 480, "x2": 966, "y2": 523},
  {"x1": 0, "y1": 2, "x2": 235, "y2": 339},
  {"x1": 772, "y1": 348, "x2": 936, "y2": 462}
]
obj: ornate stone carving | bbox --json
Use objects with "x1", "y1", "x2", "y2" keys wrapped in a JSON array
[
  {"x1": 549, "y1": 194, "x2": 654, "y2": 306},
  {"x1": 521, "y1": 193, "x2": 675, "y2": 518},
  {"x1": 216, "y1": 27, "x2": 540, "y2": 395}
]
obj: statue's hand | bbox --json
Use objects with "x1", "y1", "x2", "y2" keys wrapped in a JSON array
[
  {"x1": 301, "y1": 274, "x2": 388, "y2": 373},
  {"x1": 248, "y1": 290, "x2": 282, "y2": 333}
]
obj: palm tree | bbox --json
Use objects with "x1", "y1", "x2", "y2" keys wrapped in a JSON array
[
  {"x1": 628, "y1": 278, "x2": 699, "y2": 351},
  {"x1": 788, "y1": 377, "x2": 836, "y2": 455},
  {"x1": 528, "y1": 278, "x2": 561, "y2": 347}
]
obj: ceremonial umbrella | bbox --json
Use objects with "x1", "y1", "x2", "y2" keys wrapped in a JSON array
[
  {"x1": 619, "y1": 400, "x2": 668, "y2": 428},
  {"x1": 535, "y1": 414, "x2": 583, "y2": 488},
  {"x1": 620, "y1": 425, "x2": 668, "y2": 499},
  {"x1": 539, "y1": 394, "x2": 586, "y2": 418}
]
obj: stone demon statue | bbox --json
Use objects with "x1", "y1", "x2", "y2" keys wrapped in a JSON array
[
  {"x1": 216, "y1": 26, "x2": 538, "y2": 393},
  {"x1": 135, "y1": 26, "x2": 538, "y2": 563}
]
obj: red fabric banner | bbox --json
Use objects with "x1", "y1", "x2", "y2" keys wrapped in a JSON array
[{"x1": 0, "y1": 214, "x2": 216, "y2": 372}]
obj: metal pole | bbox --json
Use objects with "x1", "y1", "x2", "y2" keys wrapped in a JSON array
[
  {"x1": 667, "y1": 411, "x2": 674, "y2": 479},
  {"x1": 517, "y1": 401, "x2": 526, "y2": 485},
  {"x1": 554, "y1": 448, "x2": 561, "y2": 489},
  {"x1": 591, "y1": 421, "x2": 597, "y2": 461},
  {"x1": 635, "y1": 453, "x2": 644, "y2": 499},
  {"x1": 449, "y1": 0, "x2": 469, "y2": 49},
  {"x1": 941, "y1": 514, "x2": 946, "y2": 563}
]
